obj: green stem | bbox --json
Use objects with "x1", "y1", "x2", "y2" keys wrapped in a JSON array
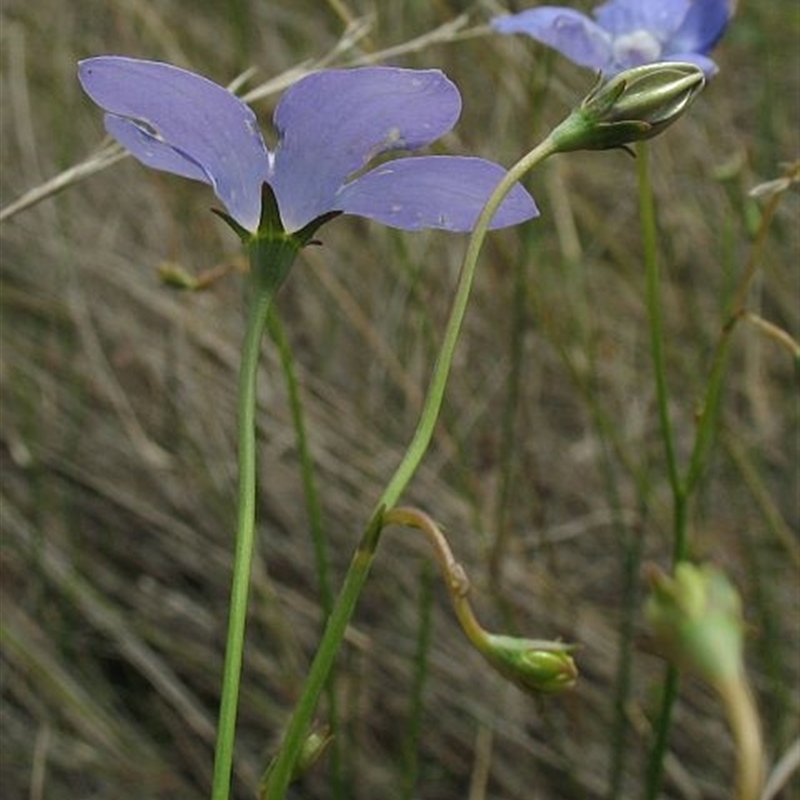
[
  {"x1": 637, "y1": 142, "x2": 686, "y2": 542},
  {"x1": 265, "y1": 308, "x2": 344, "y2": 797},
  {"x1": 210, "y1": 274, "x2": 275, "y2": 800},
  {"x1": 489, "y1": 236, "x2": 528, "y2": 586},
  {"x1": 641, "y1": 143, "x2": 785, "y2": 800},
  {"x1": 381, "y1": 137, "x2": 560, "y2": 508},
  {"x1": 263, "y1": 134, "x2": 561, "y2": 799},
  {"x1": 382, "y1": 507, "x2": 486, "y2": 654},
  {"x1": 267, "y1": 310, "x2": 332, "y2": 613},
  {"x1": 717, "y1": 676, "x2": 765, "y2": 800},
  {"x1": 684, "y1": 184, "x2": 786, "y2": 496},
  {"x1": 262, "y1": 509, "x2": 384, "y2": 799},
  {"x1": 637, "y1": 139, "x2": 687, "y2": 800},
  {"x1": 401, "y1": 560, "x2": 434, "y2": 800},
  {"x1": 211, "y1": 232, "x2": 299, "y2": 800}
]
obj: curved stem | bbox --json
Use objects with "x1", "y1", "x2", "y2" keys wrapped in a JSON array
[
  {"x1": 717, "y1": 676, "x2": 764, "y2": 800},
  {"x1": 383, "y1": 506, "x2": 577, "y2": 696},
  {"x1": 383, "y1": 506, "x2": 487, "y2": 654},
  {"x1": 379, "y1": 136, "x2": 560, "y2": 507},
  {"x1": 262, "y1": 135, "x2": 561, "y2": 799}
]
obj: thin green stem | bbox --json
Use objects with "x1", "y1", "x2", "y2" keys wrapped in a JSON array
[
  {"x1": 210, "y1": 267, "x2": 277, "y2": 800},
  {"x1": 401, "y1": 560, "x2": 434, "y2": 800},
  {"x1": 380, "y1": 136, "x2": 560, "y2": 509},
  {"x1": 267, "y1": 310, "x2": 332, "y2": 613},
  {"x1": 266, "y1": 309, "x2": 344, "y2": 797},
  {"x1": 641, "y1": 145, "x2": 786, "y2": 800},
  {"x1": 210, "y1": 226, "x2": 300, "y2": 800},
  {"x1": 382, "y1": 507, "x2": 486, "y2": 655},
  {"x1": 262, "y1": 135, "x2": 561, "y2": 799},
  {"x1": 636, "y1": 142, "x2": 685, "y2": 535},
  {"x1": 636, "y1": 141, "x2": 688, "y2": 800},
  {"x1": 684, "y1": 185, "x2": 786, "y2": 496},
  {"x1": 489, "y1": 236, "x2": 527, "y2": 586},
  {"x1": 644, "y1": 666, "x2": 680, "y2": 800},
  {"x1": 717, "y1": 676, "x2": 765, "y2": 800},
  {"x1": 262, "y1": 508, "x2": 384, "y2": 799}
]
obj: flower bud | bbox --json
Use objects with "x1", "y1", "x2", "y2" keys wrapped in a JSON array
[
  {"x1": 551, "y1": 62, "x2": 706, "y2": 152},
  {"x1": 481, "y1": 633, "x2": 578, "y2": 694},
  {"x1": 645, "y1": 562, "x2": 745, "y2": 687},
  {"x1": 260, "y1": 724, "x2": 332, "y2": 798}
]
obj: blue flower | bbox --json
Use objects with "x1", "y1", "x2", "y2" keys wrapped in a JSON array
[
  {"x1": 78, "y1": 57, "x2": 538, "y2": 235},
  {"x1": 492, "y1": 0, "x2": 734, "y2": 77}
]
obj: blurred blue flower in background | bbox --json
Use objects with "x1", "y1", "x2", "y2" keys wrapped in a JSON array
[
  {"x1": 78, "y1": 57, "x2": 537, "y2": 235},
  {"x1": 492, "y1": 0, "x2": 734, "y2": 77}
]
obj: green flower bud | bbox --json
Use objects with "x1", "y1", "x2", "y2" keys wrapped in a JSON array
[
  {"x1": 481, "y1": 634, "x2": 578, "y2": 695},
  {"x1": 157, "y1": 262, "x2": 201, "y2": 290},
  {"x1": 551, "y1": 62, "x2": 706, "y2": 153},
  {"x1": 260, "y1": 724, "x2": 332, "y2": 798},
  {"x1": 645, "y1": 562, "x2": 745, "y2": 687}
]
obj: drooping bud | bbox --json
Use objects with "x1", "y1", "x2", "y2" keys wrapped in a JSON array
[
  {"x1": 645, "y1": 562, "x2": 745, "y2": 686},
  {"x1": 479, "y1": 633, "x2": 578, "y2": 695},
  {"x1": 551, "y1": 62, "x2": 706, "y2": 153}
]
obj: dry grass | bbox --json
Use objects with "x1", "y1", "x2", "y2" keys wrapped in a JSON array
[{"x1": 1, "y1": 1, "x2": 798, "y2": 799}]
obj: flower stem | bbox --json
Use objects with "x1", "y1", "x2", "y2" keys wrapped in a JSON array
[
  {"x1": 640, "y1": 141, "x2": 781, "y2": 800},
  {"x1": 637, "y1": 140, "x2": 689, "y2": 800},
  {"x1": 684, "y1": 181, "x2": 788, "y2": 497},
  {"x1": 265, "y1": 308, "x2": 344, "y2": 797},
  {"x1": 267, "y1": 310, "x2": 333, "y2": 615},
  {"x1": 717, "y1": 676, "x2": 764, "y2": 800},
  {"x1": 210, "y1": 274, "x2": 274, "y2": 800},
  {"x1": 211, "y1": 234, "x2": 299, "y2": 800},
  {"x1": 636, "y1": 142, "x2": 686, "y2": 548},
  {"x1": 380, "y1": 136, "x2": 560, "y2": 507},
  {"x1": 262, "y1": 134, "x2": 561, "y2": 799},
  {"x1": 382, "y1": 506, "x2": 486, "y2": 654}
]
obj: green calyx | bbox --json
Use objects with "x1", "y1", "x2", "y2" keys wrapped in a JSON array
[{"x1": 214, "y1": 183, "x2": 342, "y2": 299}]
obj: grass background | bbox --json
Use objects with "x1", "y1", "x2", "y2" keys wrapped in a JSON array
[{"x1": 1, "y1": 1, "x2": 798, "y2": 798}]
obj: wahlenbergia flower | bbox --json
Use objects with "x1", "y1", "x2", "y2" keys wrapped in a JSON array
[
  {"x1": 78, "y1": 57, "x2": 537, "y2": 236},
  {"x1": 492, "y1": 0, "x2": 734, "y2": 78}
]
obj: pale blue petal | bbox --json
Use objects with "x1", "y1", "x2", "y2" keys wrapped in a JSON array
[
  {"x1": 79, "y1": 56, "x2": 270, "y2": 231},
  {"x1": 492, "y1": 8, "x2": 614, "y2": 70},
  {"x1": 335, "y1": 156, "x2": 538, "y2": 232},
  {"x1": 664, "y1": 52, "x2": 719, "y2": 77},
  {"x1": 594, "y1": 0, "x2": 690, "y2": 38},
  {"x1": 668, "y1": 0, "x2": 733, "y2": 57},
  {"x1": 270, "y1": 67, "x2": 462, "y2": 232}
]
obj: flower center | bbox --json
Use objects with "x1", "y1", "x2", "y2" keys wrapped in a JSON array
[{"x1": 612, "y1": 29, "x2": 663, "y2": 69}]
